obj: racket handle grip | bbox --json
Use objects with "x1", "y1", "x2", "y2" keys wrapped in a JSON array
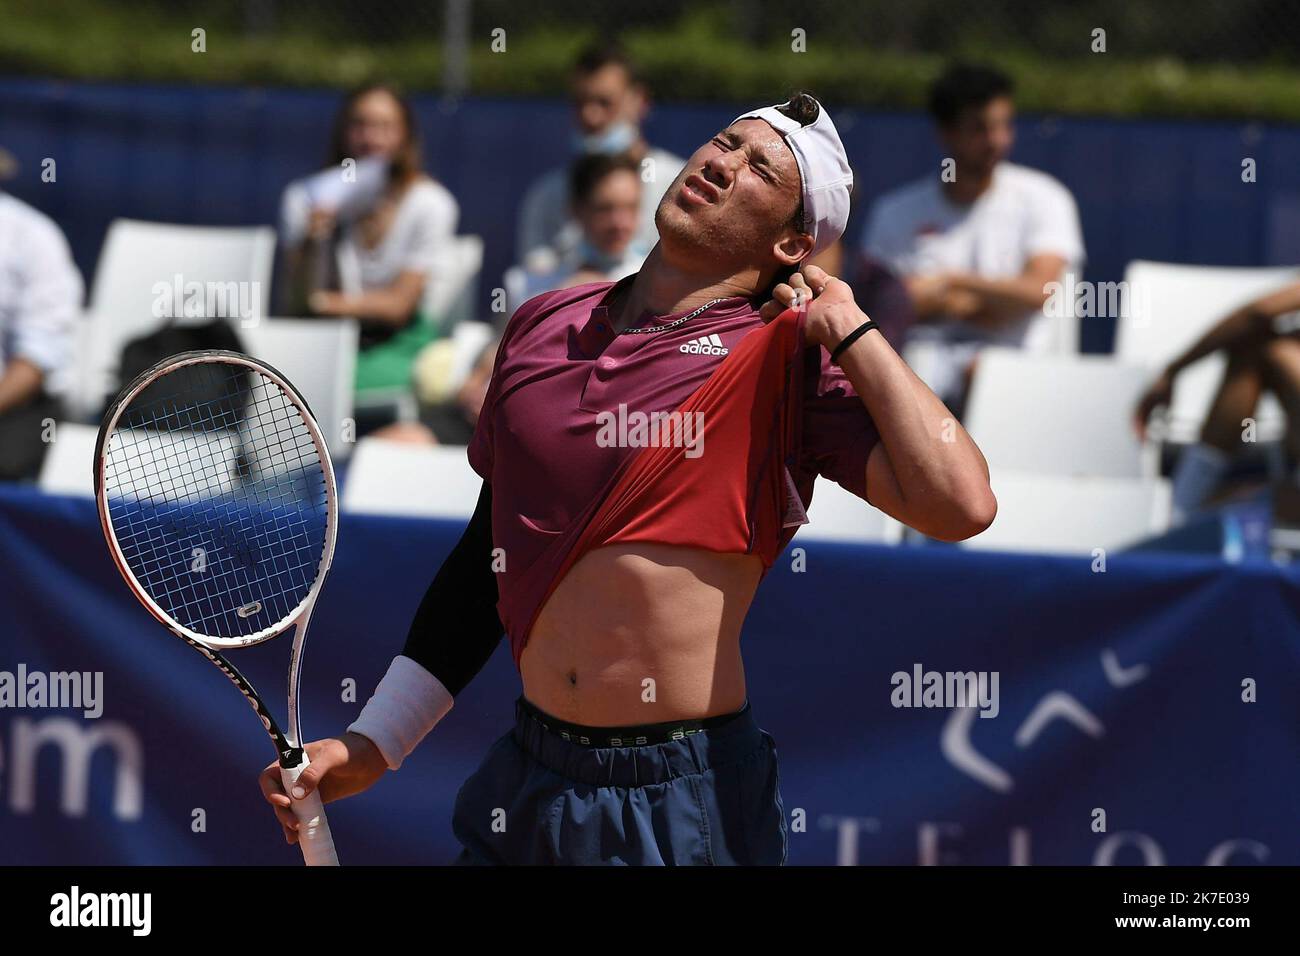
[{"x1": 281, "y1": 757, "x2": 340, "y2": 867}]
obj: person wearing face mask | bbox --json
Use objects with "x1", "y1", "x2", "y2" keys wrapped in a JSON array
[
  {"x1": 512, "y1": 153, "x2": 648, "y2": 311},
  {"x1": 423, "y1": 153, "x2": 650, "y2": 446},
  {"x1": 515, "y1": 43, "x2": 684, "y2": 267}
]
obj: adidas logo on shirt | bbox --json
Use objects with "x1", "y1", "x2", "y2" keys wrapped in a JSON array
[{"x1": 679, "y1": 334, "x2": 728, "y2": 356}]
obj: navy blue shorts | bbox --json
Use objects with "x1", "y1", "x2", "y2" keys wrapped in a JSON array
[{"x1": 451, "y1": 697, "x2": 787, "y2": 865}]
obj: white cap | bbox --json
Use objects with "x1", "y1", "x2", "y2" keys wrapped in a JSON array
[{"x1": 729, "y1": 96, "x2": 853, "y2": 257}]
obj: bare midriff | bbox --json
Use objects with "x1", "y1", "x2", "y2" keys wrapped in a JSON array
[{"x1": 519, "y1": 543, "x2": 763, "y2": 727}]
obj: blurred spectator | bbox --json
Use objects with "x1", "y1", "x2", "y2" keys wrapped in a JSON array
[
  {"x1": 846, "y1": 249, "x2": 916, "y2": 351},
  {"x1": 516, "y1": 42, "x2": 683, "y2": 266},
  {"x1": 861, "y1": 64, "x2": 1084, "y2": 412},
  {"x1": 277, "y1": 82, "x2": 459, "y2": 427},
  {"x1": 810, "y1": 171, "x2": 917, "y2": 350},
  {"x1": 418, "y1": 152, "x2": 650, "y2": 447},
  {"x1": 1134, "y1": 281, "x2": 1300, "y2": 524},
  {"x1": 507, "y1": 152, "x2": 647, "y2": 314},
  {"x1": 0, "y1": 185, "x2": 84, "y2": 481},
  {"x1": 808, "y1": 238, "x2": 916, "y2": 350}
]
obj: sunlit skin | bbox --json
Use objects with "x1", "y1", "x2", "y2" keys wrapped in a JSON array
[
  {"x1": 522, "y1": 119, "x2": 994, "y2": 725},
  {"x1": 1131, "y1": 283, "x2": 1300, "y2": 528},
  {"x1": 907, "y1": 95, "x2": 1068, "y2": 332},
  {"x1": 512, "y1": 120, "x2": 813, "y2": 724},
  {"x1": 262, "y1": 116, "x2": 996, "y2": 843},
  {"x1": 650, "y1": 119, "x2": 812, "y2": 290},
  {"x1": 1133, "y1": 282, "x2": 1300, "y2": 457}
]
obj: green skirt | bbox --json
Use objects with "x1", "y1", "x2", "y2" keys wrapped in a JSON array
[{"x1": 354, "y1": 312, "x2": 439, "y2": 393}]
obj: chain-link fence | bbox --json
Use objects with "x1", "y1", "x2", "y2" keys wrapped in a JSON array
[
  {"x1": 4, "y1": 0, "x2": 1300, "y2": 118},
  {"x1": 124, "y1": 0, "x2": 1300, "y2": 59},
  {"x1": 728, "y1": 0, "x2": 1298, "y2": 60}
]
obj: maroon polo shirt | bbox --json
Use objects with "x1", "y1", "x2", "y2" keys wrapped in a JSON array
[{"x1": 469, "y1": 275, "x2": 881, "y2": 665}]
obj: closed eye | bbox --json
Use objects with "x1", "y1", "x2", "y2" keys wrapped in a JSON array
[
  {"x1": 714, "y1": 137, "x2": 772, "y2": 176},
  {"x1": 712, "y1": 132, "x2": 778, "y2": 184}
]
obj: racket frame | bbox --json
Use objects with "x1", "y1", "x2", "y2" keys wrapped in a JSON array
[
  {"x1": 94, "y1": 348, "x2": 340, "y2": 864},
  {"x1": 95, "y1": 349, "x2": 338, "y2": 653}
]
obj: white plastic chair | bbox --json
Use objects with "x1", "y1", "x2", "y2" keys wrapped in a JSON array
[
  {"x1": 105, "y1": 429, "x2": 246, "y2": 500},
  {"x1": 71, "y1": 220, "x2": 276, "y2": 421},
  {"x1": 341, "y1": 439, "x2": 481, "y2": 518},
  {"x1": 962, "y1": 470, "x2": 1172, "y2": 555},
  {"x1": 964, "y1": 347, "x2": 1157, "y2": 479},
  {"x1": 801, "y1": 479, "x2": 903, "y2": 544},
  {"x1": 37, "y1": 422, "x2": 100, "y2": 497},
  {"x1": 40, "y1": 425, "x2": 243, "y2": 500},
  {"x1": 1117, "y1": 261, "x2": 1300, "y2": 444},
  {"x1": 421, "y1": 235, "x2": 484, "y2": 335},
  {"x1": 240, "y1": 318, "x2": 359, "y2": 460}
]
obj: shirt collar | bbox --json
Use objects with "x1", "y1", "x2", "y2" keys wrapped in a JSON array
[{"x1": 592, "y1": 274, "x2": 756, "y2": 331}]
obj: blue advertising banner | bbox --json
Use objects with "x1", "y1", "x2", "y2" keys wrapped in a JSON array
[
  {"x1": 0, "y1": 484, "x2": 1295, "y2": 865},
  {"x1": 4, "y1": 79, "x2": 1300, "y2": 353}
]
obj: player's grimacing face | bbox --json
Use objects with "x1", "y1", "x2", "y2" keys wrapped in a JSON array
[{"x1": 657, "y1": 118, "x2": 803, "y2": 263}]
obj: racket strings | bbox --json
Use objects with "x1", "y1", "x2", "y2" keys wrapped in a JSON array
[
  {"x1": 107, "y1": 373, "x2": 322, "y2": 632},
  {"x1": 103, "y1": 361, "x2": 329, "y2": 639}
]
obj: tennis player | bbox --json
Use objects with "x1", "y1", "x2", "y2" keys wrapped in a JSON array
[{"x1": 260, "y1": 92, "x2": 996, "y2": 865}]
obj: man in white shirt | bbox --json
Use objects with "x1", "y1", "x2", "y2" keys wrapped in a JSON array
[
  {"x1": 862, "y1": 64, "x2": 1085, "y2": 410},
  {"x1": 0, "y1": 189, "x2": 84, "y2": 480},
  {"x1": 516, "y1": 43, "x2": 684, "y2": 266}
]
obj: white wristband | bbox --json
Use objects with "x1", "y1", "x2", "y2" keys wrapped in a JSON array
[{"x1": 347, "y1": 655, "x2": 454, "y2": 770}]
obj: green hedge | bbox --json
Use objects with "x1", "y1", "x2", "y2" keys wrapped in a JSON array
[{"x1": 4, "y1": 1, "x2": 1300, "y2": 122}]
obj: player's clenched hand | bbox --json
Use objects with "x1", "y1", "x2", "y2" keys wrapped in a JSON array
[
  {"x1": 759, "y1": 264, "x2": 863, "y2": 350},
  {"x1": 259, "y1": 732, "x2": 387, "y2": 845}
]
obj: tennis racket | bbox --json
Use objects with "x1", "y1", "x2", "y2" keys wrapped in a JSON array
[{"x1": 93, "y1": 349, "x2": 340, "y2": 866}]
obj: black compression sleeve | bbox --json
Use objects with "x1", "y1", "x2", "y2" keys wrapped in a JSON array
[{"x1": 400, "y1": 480, "x2": 503, "y2": 696}]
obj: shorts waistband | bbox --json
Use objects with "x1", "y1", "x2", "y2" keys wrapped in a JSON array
[
  {"x1": 515, "y1": 695, "x2": 749, "y2": 746},
  {"x1": 512, "y1": 696, "x2": 765, "y2": 788}
]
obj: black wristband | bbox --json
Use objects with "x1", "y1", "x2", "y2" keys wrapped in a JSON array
[{"x1": 829, "y1": 319, "x2": 878, "y2": 365}]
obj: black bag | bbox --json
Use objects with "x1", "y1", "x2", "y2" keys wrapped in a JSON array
[{"x1": 114, "y1": 320, "x2": 252, "y2": 430}]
